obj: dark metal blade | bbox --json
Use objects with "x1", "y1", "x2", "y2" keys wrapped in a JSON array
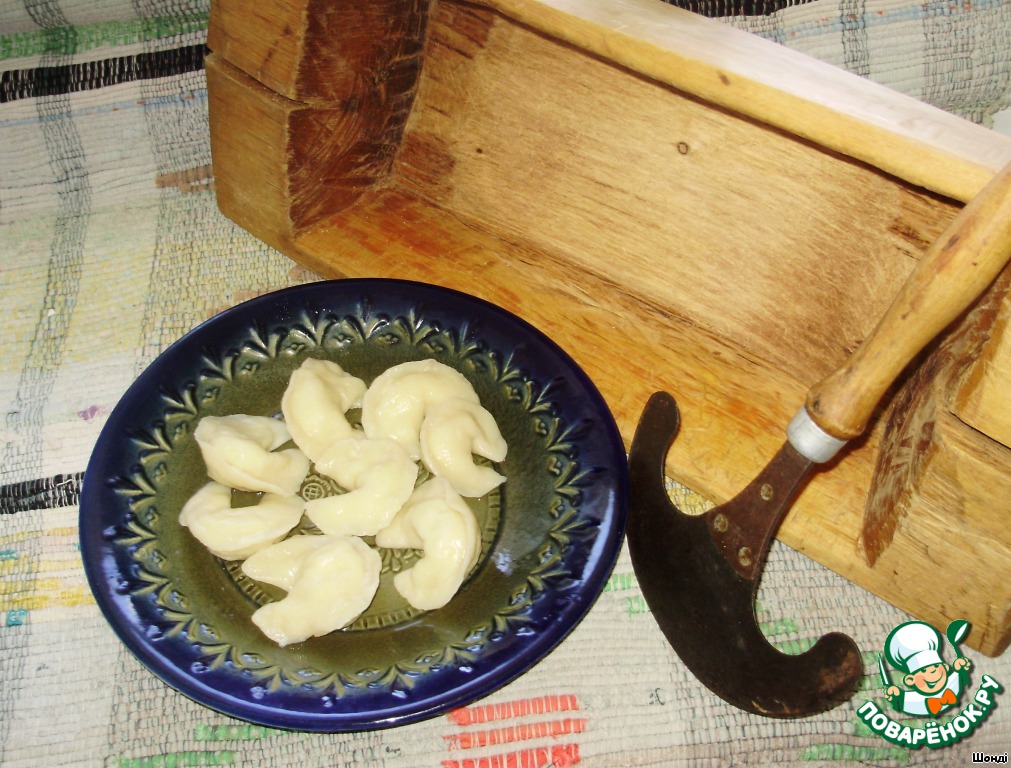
[{"x1": 627, "y1": 392, "x2": 863, "y2": 718}]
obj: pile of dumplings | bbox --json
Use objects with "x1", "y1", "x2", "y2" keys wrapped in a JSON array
[{"x1": 178, "y1": 358, "x2": 508, "y2": 647}]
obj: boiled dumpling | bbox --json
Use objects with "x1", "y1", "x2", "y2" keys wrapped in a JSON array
[
  {"x1": 194, "y1": 414, "x2": 309, "y2": 496},
  {"x1": 361, "y1": 359, "x2": 480, "y2": 460},
  {"x1": 375, "y1": 477, "x2": 481, "y2": 610},
  {"x1": 178, "y1": 481, "x2": 304, "y2": 560},
  {"x1": 305, "y1": 436, "x2": 418, "y2": 536},
  {"x1": 241, "y1": 533, "x2": 332, "y2": 590},
  {"x1": 280, "y1": 358, "x2": 367, "y2": 463},
  {"x1": 249, "y1": 535, "x2": 381, "y2": 646},
  {"x1": 420, "y1": 397, "x2": 507, "y2": 497}
]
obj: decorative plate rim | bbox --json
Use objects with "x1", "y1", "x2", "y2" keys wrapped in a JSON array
[{"x1": 80, "y1": 278, "x2": 628, "y2": 732}]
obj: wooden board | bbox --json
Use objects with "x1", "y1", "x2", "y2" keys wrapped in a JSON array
[
  {"x1": 955, "y1": 291, "x2": 1011, "y2": 450},
  {"x1": 206, "y1": 0, "x2": 1011, "y2": 654}
]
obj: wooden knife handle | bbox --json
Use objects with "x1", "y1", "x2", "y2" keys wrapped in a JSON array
[{"x1": 806, "y1": 159, "x2": 1011, "y2": 441}]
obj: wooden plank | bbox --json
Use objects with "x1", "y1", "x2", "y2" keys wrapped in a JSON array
[
  {"x1": 281, "y1": 187, "x2": 1011, "y2": 654},
  {"x1": 290, "y1": 187, "x2": 874, "y2": 546},
  {"x1": 862, "y1": 266, "x2": 1011, "y2": 655},
  {"x1": 475, "y1": 0, "x2": 1011, "y2": 203},
  {"x1": 207, "y1": 56, "x2": 299, "y2": 240},
  {"x1": 207, "y1": 0, "x2": 308, "y2": 97},
  {"x1": 867, "y1": 411, "x2": 1011, "y2": 656},
  {"x1": 395, "y1": 1, "x2": 960, "y2": 383},
  {"x1": 207, "y1": 0, "x2": 429, "y2": 236},
  {"x1": 208, "y1": 0, "x2": 430, "y2": 104},
  {"x1": 207, "y1": 53, "x2": 415, "y2": 237},
  {"x1": 954, "y1": 292, "x2": 1011, "y2": 449},
  {"x1": 206, "y1": 0, "x2": 1011, "y2": 652}
]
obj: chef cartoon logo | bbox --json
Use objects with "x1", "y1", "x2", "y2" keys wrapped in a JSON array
[
  {"x1": 857, "y1": 619, "x2": 1004, "y2": 750},
  {"x1": 880, "y1": 620, "x2": 970, "y2": 716}
]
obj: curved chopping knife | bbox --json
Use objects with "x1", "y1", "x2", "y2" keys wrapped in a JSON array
[{"x1": 628, "y1": 159, "x2": 1011, "y2": 718}]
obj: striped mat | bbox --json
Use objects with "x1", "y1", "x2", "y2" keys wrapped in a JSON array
[{"x1": 1, "y1": 1, "x2": 1009, "y2": 767}]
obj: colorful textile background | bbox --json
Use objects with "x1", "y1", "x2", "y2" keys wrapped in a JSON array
[
  {"x1": 714, "y1": 0, "x2": 1011, "y2": 125},
  {"x1": 1, "y1": 1, "x2": 1009, "y2": 766}
]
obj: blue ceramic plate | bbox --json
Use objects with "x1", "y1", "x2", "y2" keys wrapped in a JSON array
[{"x1": 80, "y1": 279, "x2": 627, "y2": 732}]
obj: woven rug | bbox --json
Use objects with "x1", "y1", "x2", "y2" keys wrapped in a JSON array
[
  {"x1": 713, "y1": 0, "x2": 1011, "y2": 125},
  {"x1": 661, "y1": 0, "x2": 1011, "y2": 126},
  {"x1": 2, "y1": 1, "x2": 1010, "y2": 766}
]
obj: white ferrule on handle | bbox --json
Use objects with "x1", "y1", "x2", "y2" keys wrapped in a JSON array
[{"x1": 787, "y1": 407, "x2": 848, "y2": 464}]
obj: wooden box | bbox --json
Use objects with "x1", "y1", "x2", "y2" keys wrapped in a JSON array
[{"x1": 205, "y1": 0, "x2": 1011, "y2": 654}]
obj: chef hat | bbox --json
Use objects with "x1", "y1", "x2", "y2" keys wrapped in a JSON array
[{"x1": 885, "y1": 621, "x2": 944, "y2": 674}]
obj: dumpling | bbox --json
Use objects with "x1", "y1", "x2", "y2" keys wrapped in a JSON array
[
  {"x1": 375, "y1": 477, "x2": 481, "y2": 611},
  {"x1": 194, "y1": 414, "x2": 310, "y2": 496},
  {"x1": 178, "y1": 481, "x2": 304, "y2": 560},
  {"x1": 241, "y1": 534, "x2": 332, "y2": 590},
  {"x1": 305, "y1": 436, "x2": 418, "y2": 536},
  {"x1": 361, "y1": 359, "x2": 480, "y2": 460},
  {"x1": 248, "y1": 535, "x2": 381, "y2": 646},
  {"x1": 280, "y1": 358, "x2": 367, "y2": 463},
  {"x1": 419, "y1": 397, "x2": 507, "y2": 497}
]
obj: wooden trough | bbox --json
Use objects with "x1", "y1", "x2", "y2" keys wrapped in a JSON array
[{"x1": 204, "y1": 0, "x2": 1011, "y2": 654}]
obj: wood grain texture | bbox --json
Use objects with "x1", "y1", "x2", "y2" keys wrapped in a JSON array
[
  {"x1": 291, "y1": 189, "x2": 864, "y2": 526},
  {"x1": 396, "y1": 2, "x2": 957, "y2": 385},
  {"x1": 207, "y1": 0, "x2": 429, "y2": 235},
  {"x1": 281, "y1": 187, "x2": 1010, "y2": 655},
  {"x1": 207, "y1": 0, "x2": 1011, "y2": 652},
  {"x1": 207, "y1": 48, "x2": 419, "y2": 236},
  {"x1": 209, "y1": 0, "x2": 431, "y2": 104},
  {"x1": 806, "y1": 161, "x2": 1011, "y2": 440},
  {"x1": 863, "y1": 266, "x2": 1011, "y2": 653},
  {"x1": 867, "y1": 412, "x2": 1011, "y2": 656},
  {"x1": 207, "y1": 56, "x2": 299, "y2": 239},
  {"x1": 954, "y1": 291, "x2": 1011, "y2": 449},
  {"x1": 207, "y1": 0, "x2": 307, "y2": 97},
  {"x1": 474, "y1": 0, "x2": 1011, "y2": 203}
]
